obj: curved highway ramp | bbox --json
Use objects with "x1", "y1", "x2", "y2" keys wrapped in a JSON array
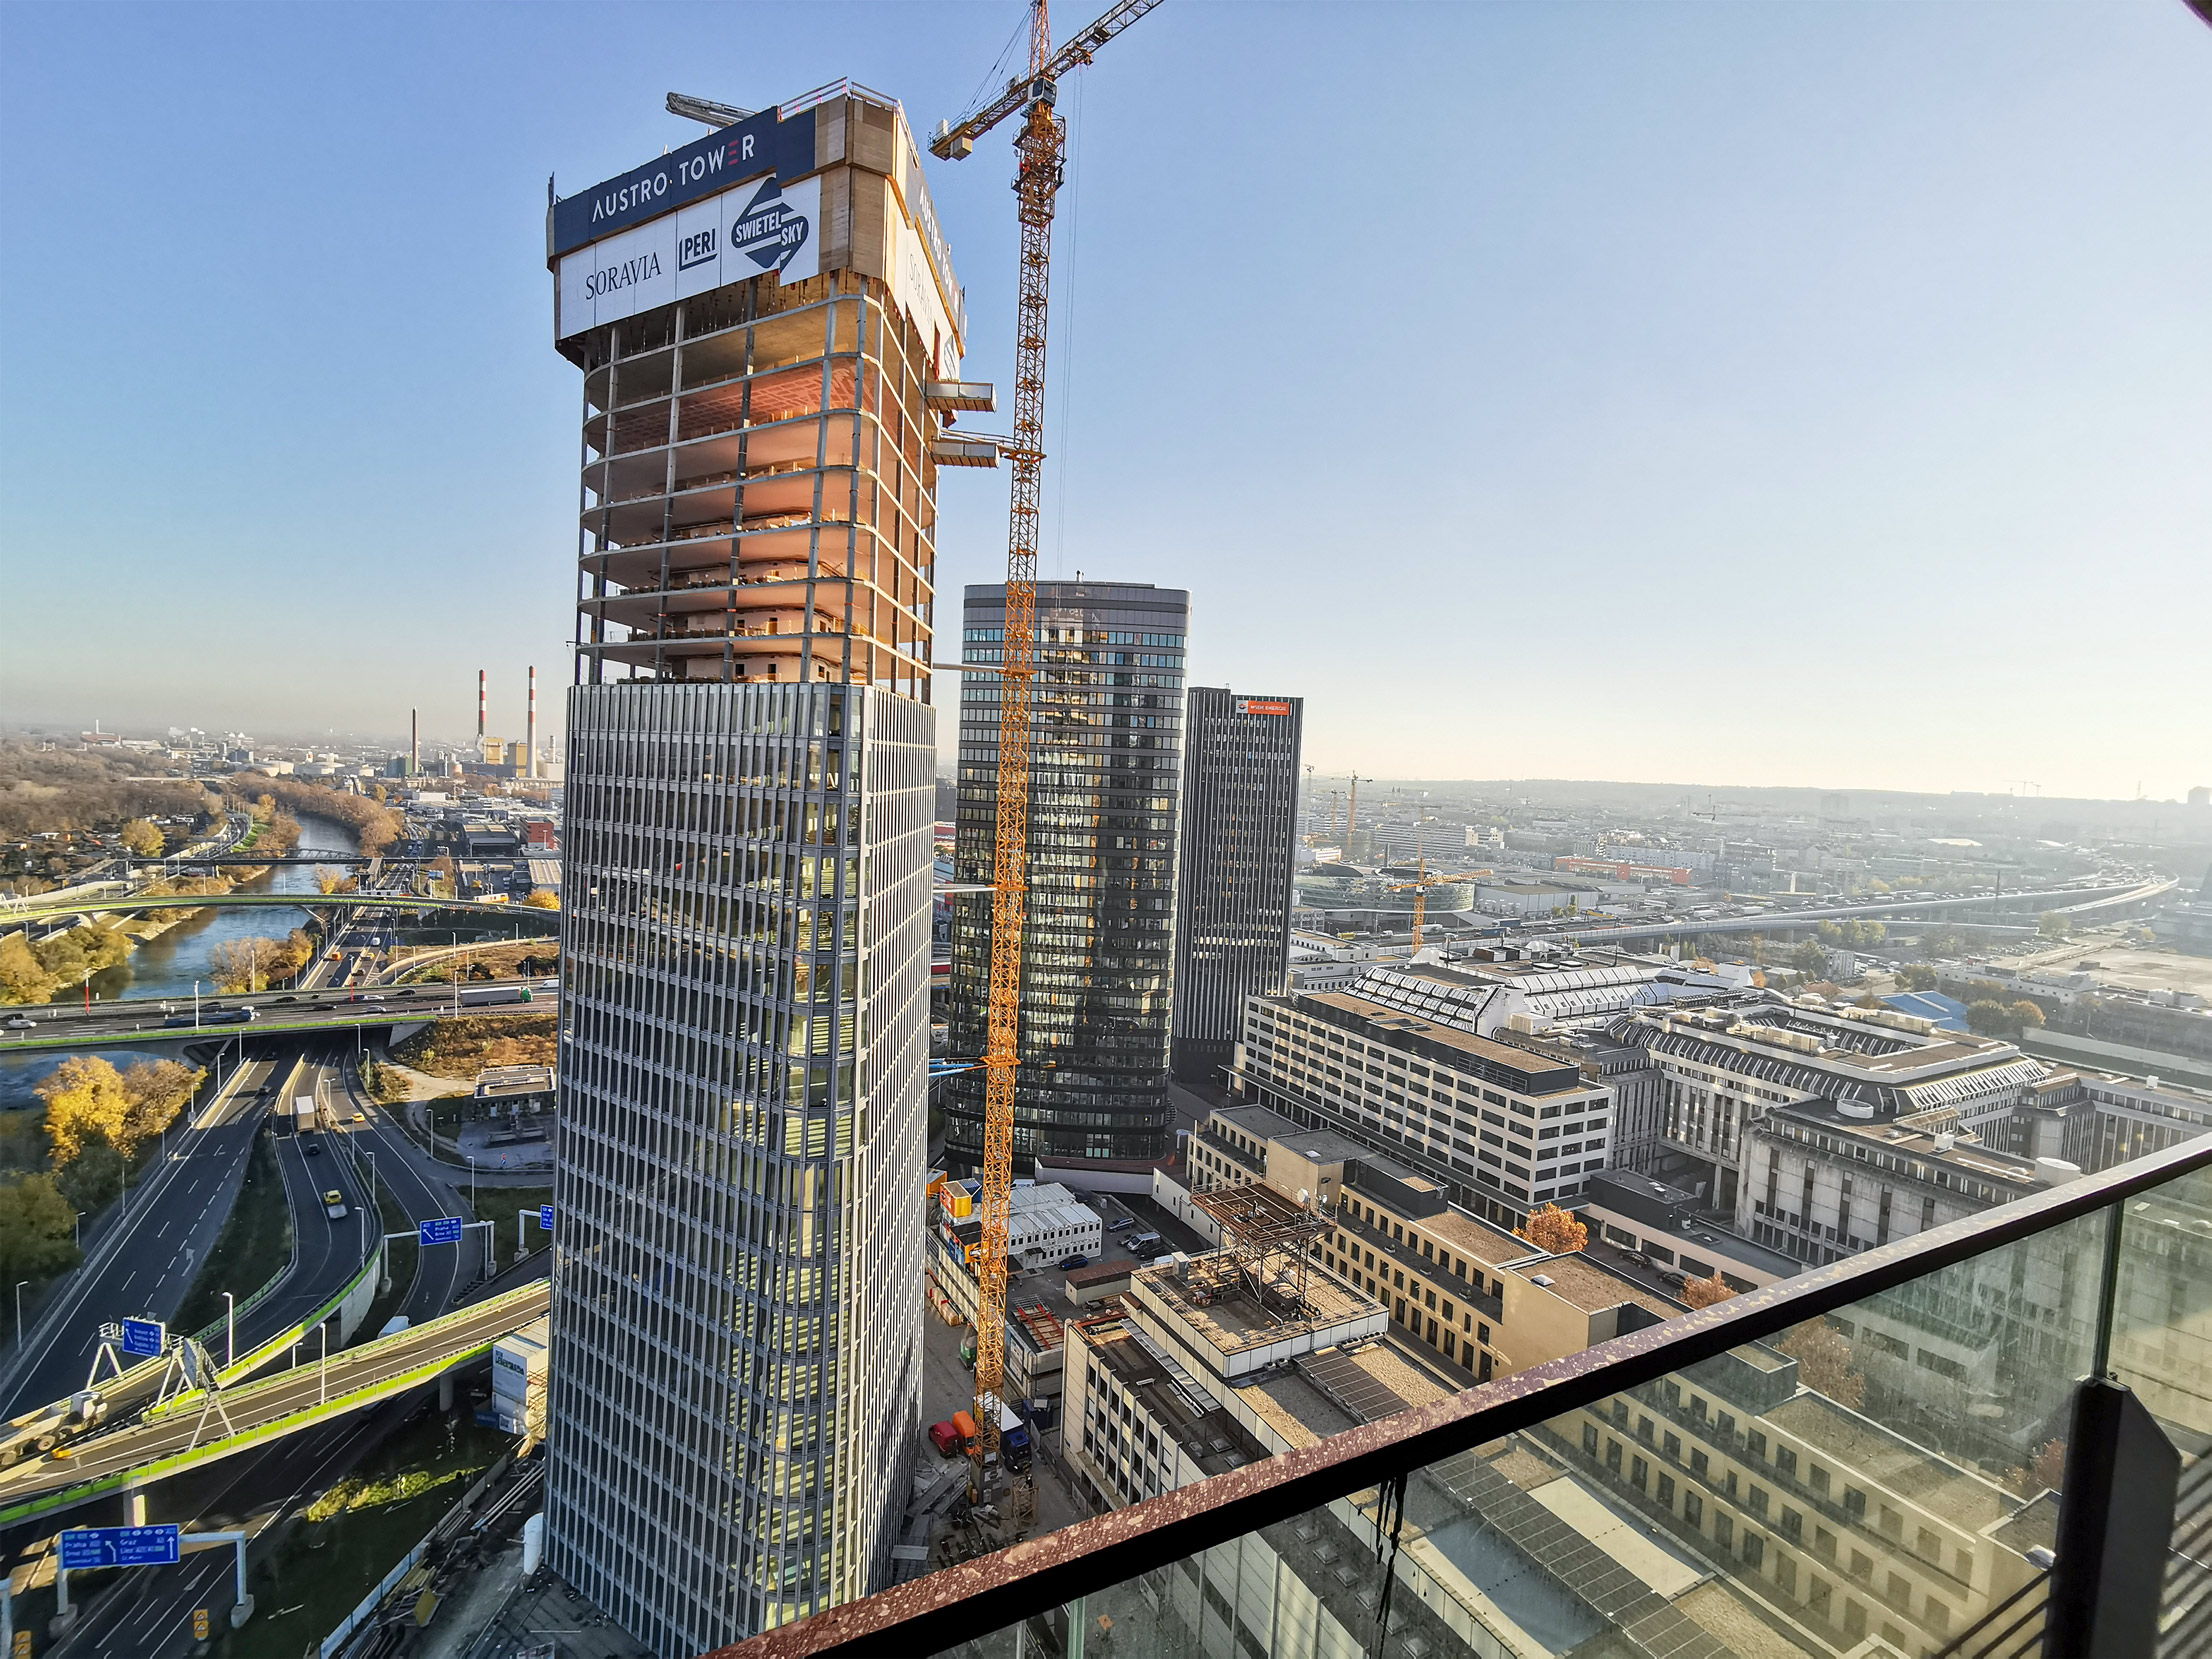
[{"x1": 0, "y1": 1282, "x2": 547, "y2": 1530}]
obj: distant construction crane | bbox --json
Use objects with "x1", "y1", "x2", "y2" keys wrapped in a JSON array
[{"x1": 933, "y1": 0, "x2": 1164, "y2": 1512}]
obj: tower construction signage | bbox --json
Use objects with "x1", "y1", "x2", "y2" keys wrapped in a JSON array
[{"x1": 555, "y1": 174, "x2": 821, "y2": 337}]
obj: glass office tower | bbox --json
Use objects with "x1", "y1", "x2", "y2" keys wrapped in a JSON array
[
  {"x1": 946, "y1": 581, "x2": 1188, "y2": 1167},
  {"x1": 543, "y1": 85, "x2": 966, "y2": 1650},
  {"x1": 1170, "y1": 688, "x2": 1302, "y2": 1088}
]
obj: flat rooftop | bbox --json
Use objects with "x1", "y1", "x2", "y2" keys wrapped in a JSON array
[
  {"x1": 1764, "y1": 1392, "x2": 2014, "y2": 1530},
  {"x1": 1514, "y1": 1253, "x2": 1682, "y2": 1320},
  {"x1": 1132, "y1": 1256, "x2": 1384, "y2": 1374},
  {"x1": 1078, "y1": 1313, "x2": 1262, "y2": 1481},
  {"x1": 1302, "y1": 991, "x2": 1593, "y2": 1094}
]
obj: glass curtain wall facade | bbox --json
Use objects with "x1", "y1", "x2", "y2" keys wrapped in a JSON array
[
  {"x1": 1170, "y1": 688, "x2": 1302, "y2": 1089},
  {"x1": 548, "y1": 237, "x2": 950, "y2": 1641},
  {"x1": 946, "y1": 581, "x2": 1189, "y2": 1166}
]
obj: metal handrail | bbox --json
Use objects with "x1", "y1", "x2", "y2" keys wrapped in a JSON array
[{"x1": 718, "y1": 1130, "x2": 2212, "y2": 1657}]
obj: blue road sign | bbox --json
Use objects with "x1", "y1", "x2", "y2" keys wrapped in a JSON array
[
  {"x1": 118, "y1": 1318, "x2": 164, "y2": 1359},
  {"x1": 419, "y1": 1217, "x2": 464, "y2": 1246},
  {"x1": 539, "y1": 1204, "x2": 554, "y2": 1230},
  {"x1": 59, "y1": 1525, "x2": 181, "y2": 1570}
]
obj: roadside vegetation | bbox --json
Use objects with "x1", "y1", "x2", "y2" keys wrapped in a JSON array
[
  {"x1": 208, "y1": 926, "x2": 320, "y2": 993},
  {"x1": 210, "y1": 1407, "x2": 509, "y2": 1659},
  {"x1": 173, "y1": 1130, "x2": 293, "y2": 1340},
  {"x1": 34, "y1": 1054, "x2": 204, "y2": 1211},
  {"x1": 468, "y1": 1184, "x2": 554, "y2": 1260},
  {"x1": 359, "y1": 1169, "x2": 420, "y2": 1340},
  {"x1": 394, "y1": 941, "x2": 558, "y2": 985},
  {"x1": 393, "y1": 1014, "x2": 557, "y2": 1079}
]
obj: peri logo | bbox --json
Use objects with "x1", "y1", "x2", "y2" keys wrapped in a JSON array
[{"x1": 729, "y1": 178, "x2": 810, "y2": 274}]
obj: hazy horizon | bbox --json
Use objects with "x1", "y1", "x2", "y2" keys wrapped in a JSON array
[{"x1": 3, "y1": 1, "x2": 2207, "y2": 797}]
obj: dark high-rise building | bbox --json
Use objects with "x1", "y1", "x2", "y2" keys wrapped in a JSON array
[
  {"x1": 1170, "y1": 688, "x2": 1302, "y2": 1088},
  {"x1": 946, "y1": 581, "x2": 1188, "y2": 1166},
  {"x1": 541, "y1": 85, "x2": 969, "y2": 1650}
]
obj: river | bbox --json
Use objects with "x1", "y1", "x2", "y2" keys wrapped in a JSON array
[{"x1": 0, "y1": 814, "x2": 360, "y2": 1108}]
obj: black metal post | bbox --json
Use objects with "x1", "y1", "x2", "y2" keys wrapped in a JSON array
[{"x1": 2046, "y1": 1378, "x2": 2178, "y2": 1657}]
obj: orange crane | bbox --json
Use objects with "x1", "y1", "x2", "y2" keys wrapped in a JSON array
[{"x1": 932, "y1": 0, "x2": 1163, "y2": 1505}]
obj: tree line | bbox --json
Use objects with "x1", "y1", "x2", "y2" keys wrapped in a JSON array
[
  {"x1": 0, "y1": 1055, "x2": 207, "y2": 1293},
  {"x1": 230, "y1": 775, "x2": 403, "y2": 857}
]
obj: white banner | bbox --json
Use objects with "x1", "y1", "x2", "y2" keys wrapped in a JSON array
[{"x1": 556, "y1": 173, "x2": 822, "y2": 339}]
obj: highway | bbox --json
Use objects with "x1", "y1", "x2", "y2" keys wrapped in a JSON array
[
  {"x1": 0, "y1": 977, "x2": 551, "y2": 1053},
  {"x1": 1523, "y1": 877, "x2": 2178, "y2": 949},
  {"x1": 0, "y1": 891, "x2": 553, "y2": 926},
  {"x1": 0, "y1": 1283, "x2": 548, "y2": 1521},
  {"x1": 0, "y1": 1060, "x2": 282, "y2": 1426}
]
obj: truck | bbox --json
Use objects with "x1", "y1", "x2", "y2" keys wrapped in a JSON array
[
  {"x1": 998, "y1": 1401, "x2": 1032, "y2": 1472},
  {"x1": 294, "y1": 1096, "x2": 318, "y2": 1133},
  {"x1": 492, "y1": 1315, "x2": 550, "y2": 1438},
  {"x1": 458, "y1": 984, "x2": 533, "y2": 1007},
  {"x1": 0, "y1": 1391, "x2": 109, "y2": 1470}
]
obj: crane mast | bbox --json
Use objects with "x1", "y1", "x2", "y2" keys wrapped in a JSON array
[{"x1": 934, "y1": 0, "x2": 1163, "y2": 1508}]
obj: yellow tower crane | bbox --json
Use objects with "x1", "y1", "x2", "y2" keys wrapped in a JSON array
[{"x1": 933, "y1": 0, "x2": 1163, "y2": 1507}]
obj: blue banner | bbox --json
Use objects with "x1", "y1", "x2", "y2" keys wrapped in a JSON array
[
  {"x1": 419, "y1": 1217, "x2": 464, "y2": 1246},
  {"x1": 60, "y1": 1525, "x2": 180, "y2": 1570},
  {"x1": 551, "y1": 107, "x2": 815, "y2": 259}
]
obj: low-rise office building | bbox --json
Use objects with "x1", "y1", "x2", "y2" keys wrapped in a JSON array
[
  {"x1": 1615, "y1": 998, "x2": 2049, "y2": 1214},
  {"x1": 1579, "y1": 1168, "x2": 1801, "y2": 1292},
  {"x1": 1175, "y1": 1104, "x2": 1679, "y2": 1383},
  {"x1": 1067, "y1": 1249, "x2": 2047, "y2": 1659},
  {"x1": 1233, "y1": 986, "x2": 1615, "y2": 1227}
]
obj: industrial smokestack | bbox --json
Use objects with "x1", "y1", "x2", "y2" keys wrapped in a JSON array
[
  {"x1": 411, "y1": 709, "x2": 419, "y2": 773},
  {"x1": 478, "y1": 670, "x2": 487, "y2": 741},
  {"x1": 527, "y1": 667, "x2": 538, "y2": 780}
]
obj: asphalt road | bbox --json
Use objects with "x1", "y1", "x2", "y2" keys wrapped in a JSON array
[
  {"x1": 0, "y1": 1285, "x2": 545, "y2": 1508},
  {"x1": 0, "y1": 977, "x2": 546, "y2": 1052},
  {"x1": 0, "y1": 1059, "x2": 283, "y2": 1424}
]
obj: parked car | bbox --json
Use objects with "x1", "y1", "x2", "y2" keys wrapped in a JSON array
[
  {"x1": 927, "y1": 1420, "x2": 964, "y2": 1458},
  {"x1": 1059, "y1": 1254, "x2": 1089, "y2": 1270},
  {"x1": 1108, "y1": 1217, "x2": 1135, "y2": 1233}
]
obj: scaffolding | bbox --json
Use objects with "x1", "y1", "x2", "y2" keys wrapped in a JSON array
[{"x1": 1192, "y1": 1181, "x2": 1332, "y2": 1325}]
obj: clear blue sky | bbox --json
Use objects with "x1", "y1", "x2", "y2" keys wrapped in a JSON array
[{"x1": 3, "y1": 2, "x2": 2206, "y2": 799}]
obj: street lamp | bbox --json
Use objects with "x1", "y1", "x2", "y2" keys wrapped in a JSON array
[
  {"x1": 13, "y1": 1281, "x2": 27, "y2": 1348},
  {"x1": 193, "y1": 980, "x2": 201, "y2": 1029},
  {"x1": 318, "y1": 1320, "x2": 328, "y2": 1405}
]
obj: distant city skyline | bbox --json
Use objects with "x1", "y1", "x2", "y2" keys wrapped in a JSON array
[{"x1": 3, "y1": 2, "x2": 2206, "y2": 798}]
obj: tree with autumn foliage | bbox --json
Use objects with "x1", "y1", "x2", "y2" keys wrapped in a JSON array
[
  {"x1": 1520, "y1": 1203, "x2": 1587, "y2": 1255},
  {"x1": 1777, "y1": 1319, "x2": 1867, "y2": 1409},
  {"x1": 521, "y1": 888, "x2": 560, "y2": 911},
  {"x1": 1681, "y1": 1272, "x2": 1734, "y2": 1309}
]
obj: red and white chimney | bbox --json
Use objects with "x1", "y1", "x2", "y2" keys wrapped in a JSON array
[
  {"x1": 527, "y1": 666, "x2": 538, "y2": 780},
  {"x1": 477, "y1": 670, "x2": 487, "y2": 744}
]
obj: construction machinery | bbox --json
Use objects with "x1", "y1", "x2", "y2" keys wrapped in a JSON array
[{"x1": 932, "y1": 0, "x2": 1163, "y2": 1511}]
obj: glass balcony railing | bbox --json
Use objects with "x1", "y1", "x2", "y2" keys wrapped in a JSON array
[{"x1": 718, "y1": 1133, "x2": 2212, "y2": 1659}]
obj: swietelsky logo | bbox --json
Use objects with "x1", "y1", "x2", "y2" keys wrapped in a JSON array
[{"x1": 730, "y1": 178, "x2": 811, "y2": 274}]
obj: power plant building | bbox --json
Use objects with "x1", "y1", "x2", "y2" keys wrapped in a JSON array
[
  {"x1": 541, "y1": 83, "x2": 965, "y2": 1650},
  {"x1": 1170, "y1": 688, "x2": 1302, "y2": 1088},
  {"x1": 945, "y1": 581, "x2": 1189, "y2": 1166}
]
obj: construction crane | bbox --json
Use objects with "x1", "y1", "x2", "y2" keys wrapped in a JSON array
[{"x1": 934, "y1": 0, "x2": 1164, "y2": 1510}]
